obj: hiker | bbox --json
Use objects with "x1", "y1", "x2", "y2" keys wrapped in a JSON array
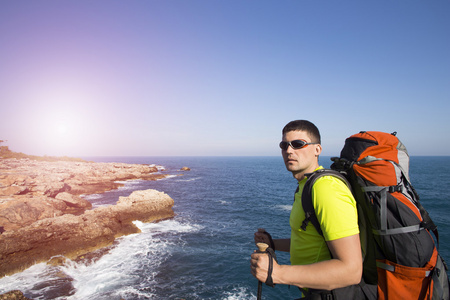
[{"x1": 250, "y1": 120, "x2": 362, "y2": 298}]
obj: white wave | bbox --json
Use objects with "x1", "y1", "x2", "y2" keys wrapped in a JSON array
[
  {"x1": 81, "y1": 193, "x2": 103, "y2": 201},
  {"x1": 114, "y1": 179, "x2": 142, "y2": 185},
  {"x1": 80, "y1": 181, "x2": 143, "y2": 202},
  {"x1": 276, "y1": 204, "x2": 292, "y2": 212},
  {"x1": 117, "y1": 185, "x2": 136, "y2": 191},
  {"x1": 79, "y1": 181, "x2": 145, "y2": 202},
  {"x1": 116, "y1": 286, "x2": 156, "y2": 299},
  {"x1": 116, "y1": 180, "x2": 144, "y2": 190},
  {"x1": 222, "y1": 286, "x2": 256, "y2": 300},
  {"x1": 155, "y1": 165, "x2": 166, "y2": 172},
  {"x1": 133, "y1": 219, "x2": 203, "y2": 234},
  {"x1": 0, "y1": 263, "x2": 49, "y2": 295},
  {"x1": 157, "y1": 174, "x2": 178, "y2": 180},
  {"x1": 64, "y1": 219, "x2": 201, "y2": 299},
  {"x1": 0, "y1": 219, "x2": 201, "y2": 300},
  {"x1": 175, "y1": 176, "x2": 201, "y2": 182},
  {"x1": 147, "y1": 164, "x2": 165, "y2": 171}
]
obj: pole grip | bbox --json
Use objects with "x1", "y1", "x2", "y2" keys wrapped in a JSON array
[{"x1": 257, "y1": 242, "x2": 269, "y2": 253}]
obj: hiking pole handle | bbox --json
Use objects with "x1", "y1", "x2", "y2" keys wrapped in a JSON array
[
  {"x1": 256, "y1": 243, "x2": 269, "y2": 300},
  {"x1": 257, "y1": 242, "x2": 269, "y2": 252}
]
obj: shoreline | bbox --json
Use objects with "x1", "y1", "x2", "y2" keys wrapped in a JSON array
[{"x1": 0, "y1": 157, "x2": 180, "y2": 278}]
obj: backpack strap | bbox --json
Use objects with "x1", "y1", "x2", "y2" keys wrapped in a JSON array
[
  {"x1": 419, "y1": 204, "x2": 440, "y2": 247},
  {"x1": 300, "y1": 169, "x2": 351, "y2": 236}
]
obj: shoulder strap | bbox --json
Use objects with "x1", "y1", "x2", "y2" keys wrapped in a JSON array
[{"x1": 300, "y1": 169, "x2": 351, "y2": 237}]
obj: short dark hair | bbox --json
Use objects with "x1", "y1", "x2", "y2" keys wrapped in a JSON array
[{"x1": 282, "y1": 120, "x2": 321, "y2": 144}]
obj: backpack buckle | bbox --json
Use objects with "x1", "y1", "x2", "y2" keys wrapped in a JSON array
[
  {"x1": 388, "y1": 185, "x2": 401, "y2": 193},
  {"x1": 301, "y1": 214, "x2": 311, "y2": 231}
]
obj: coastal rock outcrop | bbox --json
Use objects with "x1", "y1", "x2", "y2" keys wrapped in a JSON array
[
  {"x1": 0, "y1": 158, "x2": 168, "y2": 231},
  {"x1": 0, "y1": 158, "x2": 176, "y2": 277},
  {"x1": 0, "y1": 189, "x2": 174, "y2": 277}
]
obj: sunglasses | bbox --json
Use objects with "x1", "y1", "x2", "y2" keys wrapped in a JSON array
[{"x1": 279, "y1": 139, "x2": 319, "y2": 151}]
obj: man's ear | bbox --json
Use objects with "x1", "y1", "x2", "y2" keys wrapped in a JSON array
[{"x1": 315, "y1": 144, "x2": 322, "y2": 156}]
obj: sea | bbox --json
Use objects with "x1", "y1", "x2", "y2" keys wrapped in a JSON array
[{"x1": 0, "y1": 156, "x2": 449, "y2": 300}]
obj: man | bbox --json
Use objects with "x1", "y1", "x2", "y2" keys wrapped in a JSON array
[{"x1": 250, "y1": 120, "x2": 362, "y2": 298}]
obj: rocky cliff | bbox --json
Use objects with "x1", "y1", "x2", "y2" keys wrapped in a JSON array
[{"x1": 0, "y1": 158, "x2": 176, "y2": 277}]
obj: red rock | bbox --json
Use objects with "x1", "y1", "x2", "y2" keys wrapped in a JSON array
[
  {"x1": 0, "y1": 186, "x2": 28, "y2": 196},
  {"x1": 0, "y1": 189, "x2": 174, "y2": 277},
  {"x1": 0, "y1": 158, "x2": 178, "y2": 277},
  {"x1": 0, "y1": 196, "x2": 64, "y2": 231},
  {"x1": 55, "y1": 192, "x2": 92, "y2": 211}
]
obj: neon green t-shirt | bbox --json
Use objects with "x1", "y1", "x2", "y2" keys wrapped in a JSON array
[{"x1": 289, "y1": 167, "x2": 359, "y2": 266}]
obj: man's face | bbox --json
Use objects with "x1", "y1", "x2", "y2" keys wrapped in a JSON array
[{"x1": 281, "y1": 130, "x2": 322, "y2": 179}]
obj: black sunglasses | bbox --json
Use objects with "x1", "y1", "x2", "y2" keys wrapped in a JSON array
[{"x1": 279, "y1": 139, "x2": 319, "y2": 151}]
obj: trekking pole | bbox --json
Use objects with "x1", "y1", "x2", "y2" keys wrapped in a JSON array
[{"x1": 256, "y1": 242, "x2": 269, "y2": 300}]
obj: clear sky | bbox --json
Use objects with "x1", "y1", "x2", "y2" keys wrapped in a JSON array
[{"x1": 1, "y1": 1, "x2": 449, "y2": 157}]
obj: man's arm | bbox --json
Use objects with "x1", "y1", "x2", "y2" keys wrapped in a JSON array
[{"x1": 251, "y1": 234, "x2": 362, "y2": 290}]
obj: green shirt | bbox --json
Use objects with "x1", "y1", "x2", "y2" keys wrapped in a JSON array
[{"x1": 289, "y1": 167, "x2": 359, "y2": 265}]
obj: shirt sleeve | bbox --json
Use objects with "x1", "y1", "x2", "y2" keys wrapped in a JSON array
[{"x1": 312, "y1": 175, "x2": 359, "y2": 241}]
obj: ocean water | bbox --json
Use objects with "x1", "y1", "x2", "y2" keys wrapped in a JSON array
[{"x1": 0, "y1": 156, "x2": 449, "y2": 300}]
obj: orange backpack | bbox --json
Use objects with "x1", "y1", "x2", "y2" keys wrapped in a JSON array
[{"x1": 302, "y1": 131, "x2": 449, "y2": 299}]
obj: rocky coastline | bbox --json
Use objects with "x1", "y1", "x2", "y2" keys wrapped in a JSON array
[{"x1": 0, "y1": 158, "x2": 177, "y2": 279}]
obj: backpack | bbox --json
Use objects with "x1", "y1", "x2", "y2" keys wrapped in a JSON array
[{"x1": 301, "y1": 131, "x2": 450, "y2": 300}]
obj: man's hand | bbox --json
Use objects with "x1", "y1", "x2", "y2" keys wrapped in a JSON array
[{"x1": 251, "y1": 251, "x2": 272, "y2": 282}]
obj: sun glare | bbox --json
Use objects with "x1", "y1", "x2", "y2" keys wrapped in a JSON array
[{"x1": 57, "y1": 125, "x2": 68, "y2": 135}]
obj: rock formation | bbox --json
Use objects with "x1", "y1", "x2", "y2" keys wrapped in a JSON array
[
  {"x1": 0, "y1": 189, "x2": 174, "y2": 277},
  {"x1": 0, "y1": 158, "x2": 168, "y2": 231},
  {"x1": 0, "y1": 158, "x2": 177, "y2": 278}
]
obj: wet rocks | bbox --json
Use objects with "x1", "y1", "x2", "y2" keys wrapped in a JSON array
[
  {"x1": 0, "y1": 158, "x2": 175, "y2": 277},
  {"x1": 0, "y1": 189, "x2": 174, "y2": 277}
]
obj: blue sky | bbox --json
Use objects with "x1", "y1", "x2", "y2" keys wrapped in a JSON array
[{"x1": 1, "y1": 1, "x2": 449, "y2": 156}]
